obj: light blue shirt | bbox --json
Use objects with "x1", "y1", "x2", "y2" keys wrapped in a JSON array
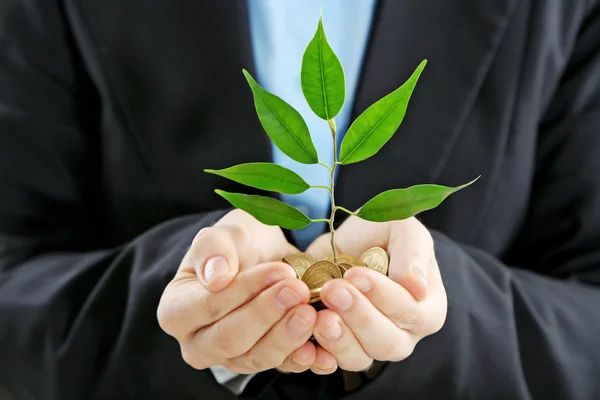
[{"x1": 210, "y1": 0, "x2": 377, "y2": 395}]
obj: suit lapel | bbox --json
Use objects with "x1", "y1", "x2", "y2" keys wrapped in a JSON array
[{"x1": 336, "y1": 0, "x2": 519, "y2": 217}]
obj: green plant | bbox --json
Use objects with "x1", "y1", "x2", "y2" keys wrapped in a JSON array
[{"x1": 205, "y1": 15, "x2": 478, "y2": 262}]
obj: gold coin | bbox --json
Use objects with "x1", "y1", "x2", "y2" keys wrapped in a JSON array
[
  {"x1": 282, "y1": 253, "x2": 316, "y2": 280},
  {"x1": 301, "y1": 260, "x2": 342, "y2": 289},
  {"x1": 309, "y1": 287, "x2": 322, "y2": 299},
  {"x1": 338, "y1": 262, "x2": 353, "y2": 276},
  {"x1": 325, "y1": 254, "x2": 367, "y2": 268},
  {"x1": 360, "y1": 247, "x2": 389, "y2": 275},
  {"x1": 339, "y1": 254, "x2": 367, "y2": 268}
]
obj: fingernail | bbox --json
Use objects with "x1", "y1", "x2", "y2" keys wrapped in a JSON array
[
  {"x1": 317, "y1": 364, "x2": 336, "y2": 372},
  {"x1": 203, "y1": 256, "x2": 230, "y2": 283},
  {"x1": 321, "y1": 321, "x2": 343, "y2": 340},
  {"x1": 350, "y1": 277, "x2": 371, "y2": 293},
  {"x1": 287, "y1": 313, "x2": 311, "y2": 338},
  {"x1": 327, "y1": 288, "x2": 353, "y2": 311},
  {"x1": 292, "y1": 351, "x2": 311, "y2": 366},
  {"x1": 276, "y1": 287, "x2": 302, "y2": 311},
  {"x1": 410, "y1": 265, "x2": 428, "y2": 286}
]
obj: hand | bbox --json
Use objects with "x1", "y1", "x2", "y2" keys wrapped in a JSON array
[
  {"x1": 157, "y1": 209, "x2": 335, "y2": 374},
  {"x1": 306, "y1": 216, "x2": 447, "y2": 372}
]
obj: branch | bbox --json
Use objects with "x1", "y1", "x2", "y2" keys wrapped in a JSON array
[
  {"x1": 335, "y1": 206, "x2": 357, "y2": 216},
  {"x1": 318, "y1": 162, "x2": 332, "y2": 171}
]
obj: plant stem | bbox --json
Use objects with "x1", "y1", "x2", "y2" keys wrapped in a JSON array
[
  {"x1": 310, "y1": 185, "x2": 331, "y2": 190},
  {"x1": 327, "y1": 119, "x2": 339, "y2": 263},
  {"x1": 334, "y1": 206, "x2": 356, "y2": 215},
  {"x1": 318, "y1": 161, "x2": 332, "y2": 171}
]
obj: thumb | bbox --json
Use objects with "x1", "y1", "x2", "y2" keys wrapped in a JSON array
[
  {"x1": 187, "y1": 224, "x2": 244, "y2": 292},
  {"x1": 387, "y1": 219, "x2": 433, "y2": 302},
  {"x1": 187, "y1": 209, "x2": 300, "y2": 292}
]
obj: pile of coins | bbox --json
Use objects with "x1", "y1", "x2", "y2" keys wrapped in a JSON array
[{"x1": 282, "y1": 247, "x2": 389, "y2": 311}]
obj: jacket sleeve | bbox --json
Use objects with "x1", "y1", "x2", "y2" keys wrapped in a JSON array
[
  {"x1": 0, "y1": 2, "x2": 236, "y2": 400},
  {"x1": 355, "y1": 5, "x2": 600, "y2": 400}
]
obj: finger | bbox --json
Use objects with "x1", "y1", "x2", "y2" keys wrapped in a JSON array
[
  {"x1": 320, "y1": 279, "x2": 415, "y2": 362},
  {"x1": 276, "y1": 341, "x2": 317, "y2": 374},
  {"x1": 313, "y1": 309, "x2": 373, "y2": 372},
  {"x1": 192, "y1": 278, "x2": 310, "y2": 361},
  {"x1": 387, "y1": 219, "x2": 434, "y2": 302},
  {"x1": 186, "y1": 225, "x2": 247, "y2": 292},
  {"x1": 310, "y1": 345, "x2": 338, "y2": 375},
  {"x1": 227, "y1": 304, "x2": 317, "y2": 373},
  {"x1": 186, "y1": 213, "x2": 299, "y2": 293},
  {"x1": 215, "y1": 208, "x2": 300, "y2": 268},
  {"x1": 344, "y1": 267, "x2": 437, "y2": 336},
  {"x1": 158, "y1": 261, "x2": 296, "y2": 340}
]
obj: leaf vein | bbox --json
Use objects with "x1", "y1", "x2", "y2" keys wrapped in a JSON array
[
  {"x1": 342, "y1": 85, "x2": 412, "y2": 163},
  {"x1": 359, "y1": 193, "x2": 448, "y2": 216},
  {"x1": 318, "y1": 25, "x2": 329, "y2": 120},
  {"x1": 223, "y1": 171, "x2": 306, "y2": 188},
  {"x1": 255, "y1": 90, "x2": 317, "y2": 163},
  {"x1": 237, "y1": 198, "x2": 309, "y2": 221}
]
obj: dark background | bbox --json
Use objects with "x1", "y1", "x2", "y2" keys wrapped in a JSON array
[{"x1": 0, "y1": 0, "x2": 16, "y2": 30}]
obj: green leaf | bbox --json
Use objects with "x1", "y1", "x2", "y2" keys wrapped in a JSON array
[
  {"x1": 356, "y1": 176, "x2": 479, "y2": 222},
  {"x1": 215, "y1": 190, "x2": 312, "y2": 230},
  {"x1": 339, "y1": 60, "x2": 427, "y2": 165},
  {"x1": 301, "y1": 14, "x2": 345, "y2": 120},
  {"x1": 205, "y1": 163, "x2": 310, "y2": 195},
  {"x1": 243, "y1": 70, "x2": 318, "y2": 165}
]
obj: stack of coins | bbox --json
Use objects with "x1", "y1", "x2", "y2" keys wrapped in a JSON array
[{"x1": 282, "y1": 247, "x2": 390, "y2": 311}]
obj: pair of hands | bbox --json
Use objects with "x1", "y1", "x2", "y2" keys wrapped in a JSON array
[{"x1": 157, "y1": 209, "x2": 447, "y2": 375}]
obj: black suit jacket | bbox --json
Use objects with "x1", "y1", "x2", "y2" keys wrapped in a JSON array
[{"x1": 1, "y1": 1, "x2": 599, "y2": 399}]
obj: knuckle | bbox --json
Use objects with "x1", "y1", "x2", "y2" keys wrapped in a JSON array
[
  {"x1": 359, "y1": 360, "x2": 375, "y2": 372},
  {"x1": 389, "y1": 309, "x2": 419, "y2": 328},
  {"x1": 384, "y1": 340, "x2": 414, "y2": 362},
  {"x1": 243, "y1": 352, "x2": 272, "y2": 373},
  {"x1": 250, "y1": 294, "x2": 283, "y2": 327},
  {"x1": 213, "y1": 222, "x2": 250, "y2": 247},
  {"x1": 157, "y1": 313, "x2": 177, "y2": 338},
  {"x1": 213, "y1": 320, "x2": 241, "y2": 357},
  {"x1": 199, "y1": 294, "x2": 224, "y2": 321},
  {"x1": 225, "y1": 223, "x2": 250, "y2": 242},
  {"x1": 191, "y1": 226, "x2": 232, "y2": 255},
  {"x1": 223, "y1": 360, "x2": 254, "y2": 375},
  {"x1": 425, "y1": 312, "x2": 446, "y2": 336},
  {"x1": 180, "y1": 344, "x2": 208, "y2": 370},
  {"x1": 156, "y1": 296, "x2": 179, "y2": 338},
  {"x1": 351, "y1": 311, "x2": 373, "y2": 329},
  {"x1": 191, "y1": 226, "x2": 216, "y2": 247}
]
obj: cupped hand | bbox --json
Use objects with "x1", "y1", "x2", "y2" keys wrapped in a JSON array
[
  {"x1": 305, "y1": 216, "x2": 448, "y2": 372},
  {"x1": 157, "y1": 209, "x2": 335, "y2": 375}
]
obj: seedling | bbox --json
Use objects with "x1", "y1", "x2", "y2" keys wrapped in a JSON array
[{"x1": 206, "y1": 15, "x2": 477, "y2": 262}]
